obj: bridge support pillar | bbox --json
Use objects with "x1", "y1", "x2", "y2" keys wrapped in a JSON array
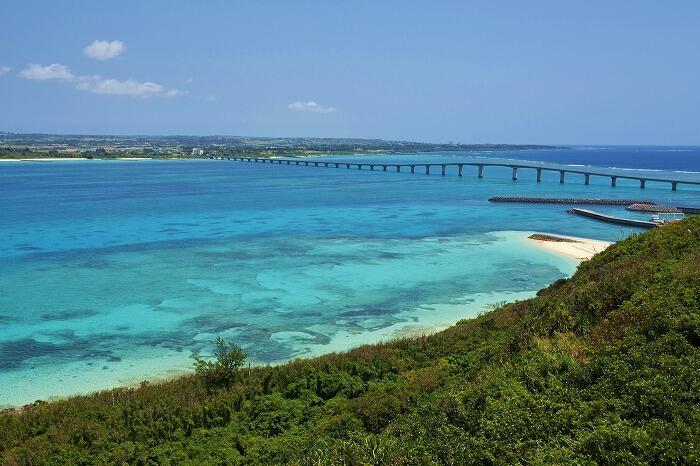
[
  {"x1": 370, "y1": 165, "x2": 374, "y2": 171},
  {"x1": 426, "y1": 165, "x2": 430, "y2": 175},
  {"x1": 536, "y1": 168, "x2": 542, "y2": 182},
  {"x1": 611, "y1": 176, "x2": 617, "y2": 187},
  {"x1": 441, "y1": 165, "x2": 446, "y2": 176},
  {"x1": 640, "y1": 179, "x2": 646, "y2": 189},
  {"x1": 512, "y1": 167, "x2": 518, "y2": 180},
  {"x1": 383, "y1": 165, "x2": 387, "y2": 172},
  {"x1": 410, "y1": 165, "x2": 415, "y2": 173},
  {"x1": 396, "y1": 165, "x2": 401, "y2": 172},
  {"x1": 672, "y1": 182, "x2": 677, "y2": 191},
  {"x1": 346, "y1": 163, "x2": 351, "y2": 169},
  {"x1": 559, "y1": 171, "x2": 565, "y2": 183},
  {"x1": 478, "y1": 165, "x2": 484, "y2": 178},
  {"x1": 458, "y1": 164, "x2": 463, "y2": 176},
  {"x1": 585, "y1": 173, "x2": 590, "y2": 185},
  {"x1": 358, "y1": 164, "x2": 362, "y2": 170}
]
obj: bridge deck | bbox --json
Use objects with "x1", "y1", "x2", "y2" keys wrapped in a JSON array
[{"x1": 211, "y1": 156, "x2": 700, "y2": 190}]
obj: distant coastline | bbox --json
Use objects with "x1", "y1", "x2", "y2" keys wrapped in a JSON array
[{"x1": 0, "y1": 131, "x2": 563, "y2": 160}]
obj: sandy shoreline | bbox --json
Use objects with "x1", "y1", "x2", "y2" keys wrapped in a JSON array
[
  {"x1": 0, "y1": 157, "x2": 153, "y2": 162},
  {"x1": 527, "y1": 232, "x2": 612, "y2": 261}
]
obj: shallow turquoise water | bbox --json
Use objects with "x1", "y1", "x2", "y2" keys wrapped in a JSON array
[{"x1": 1, "y1": 150, "x2": 699, "y2": 406}]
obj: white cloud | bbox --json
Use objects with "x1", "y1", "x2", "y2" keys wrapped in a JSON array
[
  {"x1": 0, "y1": 65, "x2": 11, "y2": 76},
  {"x1": 19, "y1": 63, "x2": 74, "y2": 80},
  {"x1": 288, "y1": 100, "x2": 337, "y2": 113},
  {"x1": 76, "y1": 75, "x2": 184, "y2": 97},
  {"x1": 83, "y1": 40, "x2": 126, "y2": 60},
  {"x1": 19, "y1": 62, "x2": 183, "y2": 98}
]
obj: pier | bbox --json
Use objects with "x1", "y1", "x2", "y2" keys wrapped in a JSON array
[
  {"x1": 211, "y1": 156, "x2": 700, "y2": 191},
  {"x1": 567, "y1": 208, "x2": 657, "y2": 228}
]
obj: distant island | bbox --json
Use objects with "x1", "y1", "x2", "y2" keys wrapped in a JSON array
[{"x1": 0, "y1": 131, "x2": 563, "y2": 160}]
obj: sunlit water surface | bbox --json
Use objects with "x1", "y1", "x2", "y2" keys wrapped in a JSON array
[{"x1": 1, "y1": 148, "x2": 699, "y2": 406}]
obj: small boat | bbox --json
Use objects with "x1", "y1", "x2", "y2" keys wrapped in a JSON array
[{"x1": 649, "y1": 213, "x2": 684, "y2": 225}]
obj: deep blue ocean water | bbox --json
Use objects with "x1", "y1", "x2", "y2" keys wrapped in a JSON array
[{"x1": 1, "y1": 147, "x2": 699, "y2": 406}]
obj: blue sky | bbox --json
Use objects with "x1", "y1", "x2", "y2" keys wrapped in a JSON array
[{"x1": 1, "y1": 1, "x2": 699, "y2": 144}]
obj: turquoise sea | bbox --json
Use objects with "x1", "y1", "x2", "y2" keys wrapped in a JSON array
[{"x1": 1, "y1": 148, "x2": 699, "y2": 406}]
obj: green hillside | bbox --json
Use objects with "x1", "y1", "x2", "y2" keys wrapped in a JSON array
[{"x1": 2, "y1": 218, "x2": 699, "y2": 465}]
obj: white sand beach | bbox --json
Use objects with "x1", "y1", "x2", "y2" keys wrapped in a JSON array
[
  {"x1": 528, "y1": 233, "x2": 612, "y2": 261},
  {"x1": 0, "y1": 157, "x2": 153, "y2": 162}
]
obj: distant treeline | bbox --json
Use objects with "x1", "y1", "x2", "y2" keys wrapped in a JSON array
[
  {"x1": 1, "y1": 217, "x2": 699, "y2": 464},
  {"x1": 0, "y1": 132, "x2": 562, "y2": 159}
]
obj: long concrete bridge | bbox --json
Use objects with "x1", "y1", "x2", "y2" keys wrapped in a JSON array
[{"x1": 210, "y1": 156, "x2": 700, "y2": 191}]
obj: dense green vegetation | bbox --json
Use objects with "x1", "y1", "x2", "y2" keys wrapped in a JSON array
[{"x1": 2, "y1": 217, "x2": 699, "y2": 465}]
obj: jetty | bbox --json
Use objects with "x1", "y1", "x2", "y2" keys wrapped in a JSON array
[
  {"x1": 626, "y1": 203, "x2": 681, "y2": 213},
  {"x1": 488, "y1": 197, "x2": 654, "y2": 206},
  {"x1": 211, "y1": 156, "x2": 700, "y2": 191},
  {"x1": 567, "y1": 208, "x2": 657, "y2": 228},
  {"x1": 678, "y1": 206, "x2": 700, "y2": 214}
]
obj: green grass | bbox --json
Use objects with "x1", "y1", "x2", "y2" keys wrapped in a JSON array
[{"x1": 2, "y1": 217, "x2": 699, "y2": 465}]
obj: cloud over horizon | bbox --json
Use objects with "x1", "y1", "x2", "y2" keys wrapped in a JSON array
[
  {"x1": 288, "y1": 100, "x2": 337, "y2": 113},
  {"x1": 0, "y1": 66, "x2": 11, "y2": 76},
  {"x1": 76, "y1": 76, "x2": 184, "y2": 97},
  {"x1": 20, "y1": 63, "x2": 74, "y2": 80},
  {"x1": 83, "y1": 40, "x2": 126, "y2": 60},
  {"x1": 18, "y1": 63, "x2": 183, "y2": 98}
]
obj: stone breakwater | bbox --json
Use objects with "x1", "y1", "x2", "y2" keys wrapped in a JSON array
[
  {"x1": 488, "y1": 197, "x2": 654, "y2": 206},
  {"x1": 626, "y1": 203, "x2": 681, "y2": 213}
]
